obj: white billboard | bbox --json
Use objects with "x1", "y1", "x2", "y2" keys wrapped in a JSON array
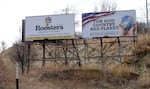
[
  {"x1": 82, "y1": 10, "x2": 137, "y2": 38},
  {"x1": 24, "y1": 14, "x2": 75, "y2": 41}
]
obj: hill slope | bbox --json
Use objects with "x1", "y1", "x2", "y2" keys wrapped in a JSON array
[{"x1": 0, "y1": 33, "x2": 150, "y2": 89}]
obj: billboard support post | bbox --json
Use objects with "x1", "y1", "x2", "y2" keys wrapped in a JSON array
[
  {"x1": 42, "y1": 41, "x2": 46, "y2": 67},
  {"x1": 117, "y1": 37, "x2": 121, "y2": 62},
  {"x1": 27, "y1": 43, "x2": 30, "y2": 73},
  {"x1": 100, "y1": 38, "x2": 103, "y2": 58},
  {"x1": 64, "y1": 40, "x2": 68, "y2": 66},
  {"x1": 22, "y1": 37, "x2": 137, "y2": 70}
]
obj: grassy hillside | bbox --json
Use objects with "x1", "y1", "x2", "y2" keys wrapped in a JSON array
[{"x1": 0, "y1": 33, "x2": 150, "y2": 89}]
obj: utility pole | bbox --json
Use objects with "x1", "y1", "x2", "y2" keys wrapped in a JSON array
[
  {"x1": 146, "y1": 0, "x2": 149, "y2": 32},
  {"x1": 62, "y1": 7, "x2": 72, "y2": 14}
]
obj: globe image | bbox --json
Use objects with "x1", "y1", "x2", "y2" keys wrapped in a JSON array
[{"x1": 120, "y1": 15, "x2": 135, "y2": 31}]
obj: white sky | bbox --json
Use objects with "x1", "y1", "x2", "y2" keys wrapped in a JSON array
[{"x1": 0, "y1": 0, "x2": 147, "y2": 47}]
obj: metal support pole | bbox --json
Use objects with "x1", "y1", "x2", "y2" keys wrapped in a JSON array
[{"x1": 16, "y1": 63, "x2": 19, "y2": 89}]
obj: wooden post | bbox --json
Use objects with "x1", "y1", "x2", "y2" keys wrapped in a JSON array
[
  {"x1": 72, "y1": 39, "x2": 81, "y2": 67},
  {"x1": 42, "y1": 41, "x2": 46, "y2": 67},
  {"x1": 27, "y1": 43, "x2": 30, "y2": 73},
  {"x1": 117, "y1": 37, "x2": 121, "y2": 62},
  {"x1": 84, "y1": 39, "x2": 88, "y2": 64},
  {"x1": 64, "y1": 40, "x2": 68, "y2": 66},
  {"x1": 133, "y1": 36, "x2": 137, "y2": 61},
  {"x1": 76, "y1": 39, "x2": 81, "y2": 67},
  {"x1": 100, "y1": 38, "x2": 103, "y2": 58}
]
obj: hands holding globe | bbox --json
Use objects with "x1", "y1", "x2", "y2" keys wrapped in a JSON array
[{"x1": 120, "y1": 15, "x2": 136, "y2": 36}]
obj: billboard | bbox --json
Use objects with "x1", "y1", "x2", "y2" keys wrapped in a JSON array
[
  {"x1": 24, "y1": 14, "x2": 75, "y2": 41},
  {"x1": 82, "y1": 10, "x2": 137, "y2": 38}
]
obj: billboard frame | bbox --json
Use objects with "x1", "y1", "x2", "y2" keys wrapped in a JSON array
[
  {"x1": 22, "y1": 14, "x2": 75, "y2": 42},
  {"x1": 82, "y1": 10, "x2": 137, "y2": 39}
]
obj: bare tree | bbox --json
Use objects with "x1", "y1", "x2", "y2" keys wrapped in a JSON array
[
  {"x1": 100, "y1": 0, "x2": 117, "y2": 12},
  {"x1": 56, "y1": 6, "x2": 81, "y2": 37},
  {"x1": 0, "y1": 41, "x2": 7, "y2": 52},
  {"x1": 11, "y1": 41, "x2": 37, "y2": 74},
  {"x1": 94, "y1": 6, "x2": 98, "y2": 12}
]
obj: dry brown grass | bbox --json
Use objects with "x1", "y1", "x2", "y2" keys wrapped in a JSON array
[
  {"x1": 0, "y1": 33, "x2": 150, "y2": 89},
  {"x1": 0, "y1": 51, "x2": 16, "y2": 89},
  {"x1": 107, "y1": 63, "x2": 137, "y2": 75},
  {"x1": 35, "y1": 33, "x2": 150, "y2": 89},
  {"x1": 136, "y1": 33, "x2": 150, "y2": 56},
  {"x1": 34, "y1": 62, "x2": 140, "y2": 89}
]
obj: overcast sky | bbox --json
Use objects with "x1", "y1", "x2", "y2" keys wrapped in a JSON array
[{"x1": 0, "y1": 0, "x2": 147, "y2": 47}]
